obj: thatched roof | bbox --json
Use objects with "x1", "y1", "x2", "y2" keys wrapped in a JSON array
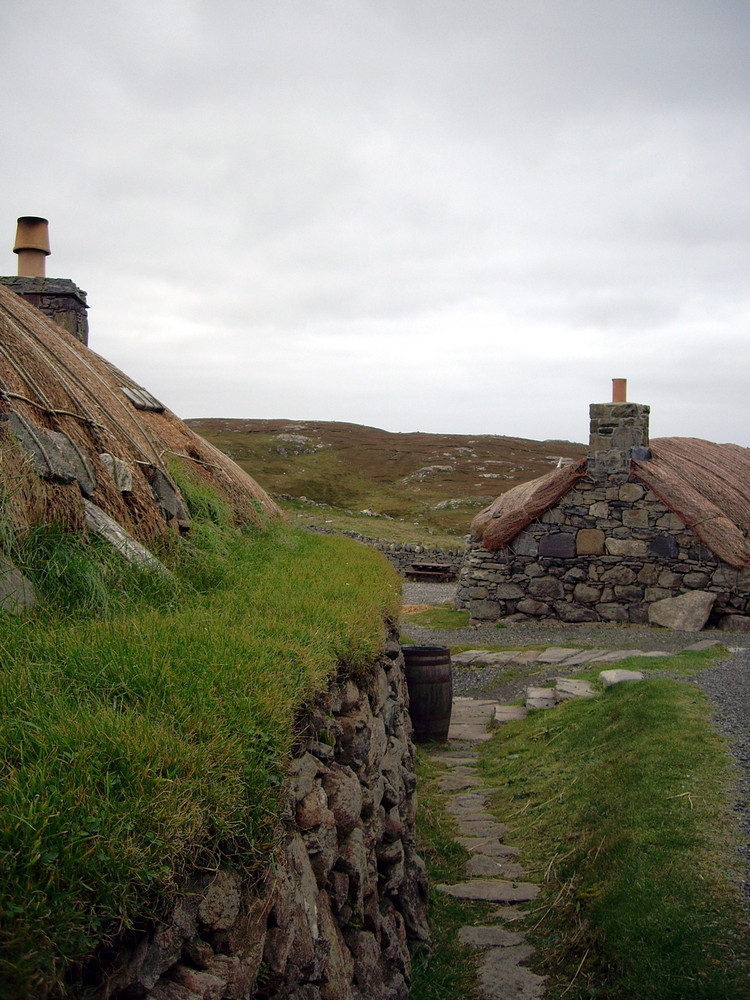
[
  {"x1": 473, "y1": 439, "x2": 750, "y2": 568},
  {"x1": 471, "y1": 460, "x2": 588, "y2": 549},
  {"x1": 0, "y1": 284, "x2": 280, "y2": 548},
  {"x1": 633, "y1": 438, "x2": 750, "y2": 568}
]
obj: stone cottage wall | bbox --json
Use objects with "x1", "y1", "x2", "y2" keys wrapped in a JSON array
[
  {"x1": 456, "y1": 470, "x2": 750, "y2": 626},
  {"x1": 92, "y1": 632, "x2": 429, "y2": 1000}
]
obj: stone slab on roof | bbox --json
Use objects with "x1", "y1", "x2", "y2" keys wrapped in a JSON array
[{"x1": 0, "y1": 283, "x2": 281, "y2": 549}]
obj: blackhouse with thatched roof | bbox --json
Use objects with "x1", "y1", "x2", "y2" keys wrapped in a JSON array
[
  {"x1": 0, "y1": 252, "x2": 280, "y2": 609},
  {"x1": 456, "y1": 383, "x2": 750, "y2": 631}
]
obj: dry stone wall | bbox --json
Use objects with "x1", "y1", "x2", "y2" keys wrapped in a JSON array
[
  {"x1": 305, "y1": 526, "x2": 463, "y2": 576},
  {"x1": 456, "y1": 469, "x2": 750, "y2": 628},
  {"x1": 93, "y1": 634, "x2": 429, "y2": 1000}
]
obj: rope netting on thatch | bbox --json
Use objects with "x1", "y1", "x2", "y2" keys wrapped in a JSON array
[
  {"x1": 0, "y1": 284, "x2": 281, "y2": 546},
  {"x1": 633, "y1": 438, "x2": 750, "y2": 568},
  {"x1": 472, "y1": 459, "x2": 588, "y2": 550}
]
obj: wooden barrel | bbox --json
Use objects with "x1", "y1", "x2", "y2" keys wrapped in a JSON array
[{"x1": 401, "y1": 645, "x2": 453, "y2": 743}]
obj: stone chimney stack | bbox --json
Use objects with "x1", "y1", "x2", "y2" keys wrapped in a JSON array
[
  {"x1": 588, "y1": 379, "x2": 650, "y2": 477},
  {"x1": 1, "y1": 217, "x2": 89, "y2": 345}
]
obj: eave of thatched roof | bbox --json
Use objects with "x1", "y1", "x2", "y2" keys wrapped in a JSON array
[
  {"x1": 0, "y1": 283, "x2": 281, "y2": 546},
  {"x1": 471, "y1": 459, "x2": 588, "y2": 550},
  {"x1": 473, "y1": 438, "x2": 750, "y2": 569}
]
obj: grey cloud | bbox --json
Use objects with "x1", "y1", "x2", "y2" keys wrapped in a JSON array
[{"x1": 2, "y1": 0, "x2": 750, "y2": 446}]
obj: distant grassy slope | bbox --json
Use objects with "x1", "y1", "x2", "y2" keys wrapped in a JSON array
[{"x1": 186, "y1": 418, "x2": 586, "y2": 541}]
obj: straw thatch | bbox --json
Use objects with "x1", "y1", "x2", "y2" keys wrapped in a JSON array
[
  {"x1": 633, "y1": 438, "x2": 750, "y2": 568},
  {"x1": 472, "y1": 459, "x2": 588, "y2": 549},
  {"x1": 0, "y1": 284, "x2": 281, "y2": 547},
  {"x1": 473, "y1": 436, "x2": 750, "y2": 569}
]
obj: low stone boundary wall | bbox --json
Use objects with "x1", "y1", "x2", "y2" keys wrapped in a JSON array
[
  {"x1": 304, "y1": 525, "x2": 464, "y2": 577},
  {"x1": 94, "y1": 633, "x2": 429, "y2": 1000}
]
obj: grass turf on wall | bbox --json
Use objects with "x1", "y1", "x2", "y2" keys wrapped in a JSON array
[{"x1": 0, "y1": 506, "x2": 400, "y2": 996}]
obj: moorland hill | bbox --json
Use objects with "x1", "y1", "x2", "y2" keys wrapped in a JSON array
[{"x1": 187, "y1": 418, "x2": 587, "y2": 543}]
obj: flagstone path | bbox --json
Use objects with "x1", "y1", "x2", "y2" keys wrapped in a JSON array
[{"x1": 430, "y1": 694, "x2": 547, "y2": 1000}]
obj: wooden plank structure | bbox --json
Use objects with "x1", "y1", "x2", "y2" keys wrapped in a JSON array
[{"x1": 404, "y1": 561, "x2": 457, "y2": 582}]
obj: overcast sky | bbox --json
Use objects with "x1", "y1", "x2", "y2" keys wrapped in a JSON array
[{"x1": 2, "y1": 1, "x2": 749, "y2": 445}]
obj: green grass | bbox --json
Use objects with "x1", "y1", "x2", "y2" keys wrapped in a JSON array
[
  {"x1": 279, "y1": 497, "x2": 464, "y2": 549},
  {"x1": 594, "y1": 646, "x2": 726, "y2": 677},
  {"x1": 401, "y1": 603, "x2": 470, "y2": 629},
  {"x1": 0, "y1": 491, "x2": 400, "y2": 996},
  {"x1": 479, "y1": 678, "x2": 750, "y2": 999},
  {"x1": 11, "y1": 523, "x2": 179, "y2": 617}
]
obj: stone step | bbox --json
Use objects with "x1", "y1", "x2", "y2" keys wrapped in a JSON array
[
  {"x1": 448, "y1": 724, "x2": 494, "y2": 742},
  {"x1": 599, "y1": 668, "x2": 645, "y2": 688},
  {"x1": 438, "y1": 769, "x2": 483, "y2": 791},
  {"x1": 448, "y1": 696, "x2": 498, "y2": 742},
  {"x1": 451, "y1": 697, "x2": 498, "y2": 719},
  {"x1": 457, "y1": 837, "x2": 520, "y2": 857},
  {"x1": 554, "y1": 677, "x2": 597, "y2": 700},
  {"x1": 525, "y1": 686, "x2": 556, "y2": 710},
  {"x1": 494, "y1": 704, "x2": 528, "y2": 723},
  {"x1": 452, "y1": 650, "x2": 519, "y2": 667},
  {"x1": 456, "y1": 818, "x2": 509, "y2": 839},
  {"x1": 445, "y1": 790, "x2": 491, "y2": 814},
  {"x1": 559, "y1": 648, "x2": 609, "y2": 667},
  {"x1": 476, "y1": 944, "x2": 547, "y2": 1000},
  {"x1": 536, "y1": 646, "x2": 583, "y2": 664},
  {"x1": 459, "y1": 926, "x2": 526, "y2": 948},
  {"x1": 431, "y1": 750, "x2": 478, "y2": 765},
  {"x1": 596, "y1": 649, "x2": 645, "y2": 662},
  {"x1": 436, "y1": 879, "x2": 540, "y2": 903},
  {"x1": 459, "y1": 927, "x2": 547, "y2": 1000},
  {"x1": 526, "y1": 677, "x2": 599, "y2": 708},
  {"x1": 465, "y1": 854, "x2": 524, "y2": 879}
]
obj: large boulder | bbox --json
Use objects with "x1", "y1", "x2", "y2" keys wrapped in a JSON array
[{"x1": 648, "y1": 590, "x2": 716, "y2": 631}]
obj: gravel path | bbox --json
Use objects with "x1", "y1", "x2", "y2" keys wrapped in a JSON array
[
  {"x1": 402, "y1": 581, "x2": 459, "y2": 606},
  {"x1": 693, "y1": 651, "x2": 750, "y2": 894}
]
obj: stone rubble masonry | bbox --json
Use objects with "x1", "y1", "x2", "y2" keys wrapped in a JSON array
[
  {"x1": 456, "y1": 470, "x2": 750, "y2": 626},
  {"x1": 0, "y1": 275, "x2": 89, "y2": 345},
  {"x1": 587, "y1": 401, "x2": 650, "y2": 476},
  {"x1": 96, "y1": 630, "x2": 429, "y2": 1000}
]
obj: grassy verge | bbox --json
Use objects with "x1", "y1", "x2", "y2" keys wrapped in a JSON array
[
  {"x1": 409, "y1": 752, "x2": 496, "y2": 1000},
  {"x1": 0, "y1": 490, "x2": 400, "y2": 996},
  {"x1": 280, "y1": 497, "x2": 464, "y2": 549},
  {"x1": 401, "y1": 603, "x2": 470, "y2": 630},
  {"x1": 480, "y1": 677, "x2": 750, "y2": 999}
]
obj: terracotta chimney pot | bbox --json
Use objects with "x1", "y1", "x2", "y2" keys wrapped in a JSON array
[
  {"x1": 612, "y1": 378, "x2": 627, "y2": 403},
  {"x1": 14, "y1": 216, "x2": 50, "y2": 277}
]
